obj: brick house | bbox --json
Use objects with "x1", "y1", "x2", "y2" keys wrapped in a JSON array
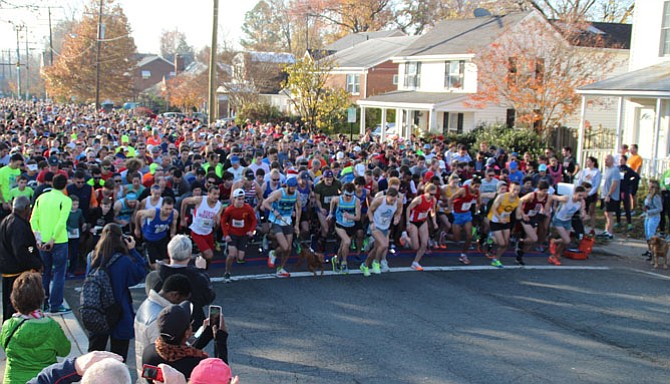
[{"x1": 133, "y1": 55, "x2": 176, "y2": 97}]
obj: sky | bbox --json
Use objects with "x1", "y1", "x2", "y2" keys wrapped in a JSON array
[{"x1": 0, "y1": 0, "x2": 256, "y2": 55}]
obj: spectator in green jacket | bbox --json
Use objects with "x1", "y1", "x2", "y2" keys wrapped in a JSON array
[
  {"x1": 29, "y1": 174, "x2": 72, "y2": 314},
  {"x1": 0, "y1": 271, "x2": 70, "y2": 384}
]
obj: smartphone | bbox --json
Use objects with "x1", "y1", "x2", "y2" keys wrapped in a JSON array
[
  {"x1": 208, "y1": 305, "x2": 222, "y2": 328},
  {"x1": 141, "y1": 364, "x2": 163, "y2": 382}
]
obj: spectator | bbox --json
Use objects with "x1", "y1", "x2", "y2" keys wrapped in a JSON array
[
  {"x1": 86, "y1": 223, "x2": 147, "y2": 361},
  {"x1": 0, "y1": 153, "x2": 24, "y2": 219},
  {"x1": 27, "y1": 350, "x2": 128, "y2": 384},
  {"x1": 0, "y1": 196, "x2": 42, "y2": 320},
  {"x1": 1, "y1": 271, "x2": 70, "y2": 383}
]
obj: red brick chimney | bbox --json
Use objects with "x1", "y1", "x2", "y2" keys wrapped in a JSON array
[{"x1": 174, "y1": 54, "x2": 185, "y2": 74}]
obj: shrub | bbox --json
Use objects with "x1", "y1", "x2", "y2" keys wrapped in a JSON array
[
  {"x1": 472, "y1": 123, "x2": 544, "y2": 156},
  {"x1": 235, "y1": 102, "x2": 284, "y2": 126}
]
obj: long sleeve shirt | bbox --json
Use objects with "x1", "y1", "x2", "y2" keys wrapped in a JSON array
[{"x1": 30, "y1": 189, "x2": 72, "y2": 245}]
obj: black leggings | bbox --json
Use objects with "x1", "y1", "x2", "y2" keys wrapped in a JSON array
[
  {"x1": 660, "y1": 191, "x2": 670, "y2": 233},
  {"x1": 88, "y1": 333, "x2": 130, "y2": 361},
  {"x1": 616, "y1": 192, "x2": 632, "y2": 224}
]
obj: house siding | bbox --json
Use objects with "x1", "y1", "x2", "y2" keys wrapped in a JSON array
[
  {"x1": 135, "y1": 59, "x2": 174, "y2": 94},
  {"x1": 366, "y1": 61, "x2": 399, "y2": 98},
  {"x1": 629, "y1": 0, "x2": 670, "y2": 70}
]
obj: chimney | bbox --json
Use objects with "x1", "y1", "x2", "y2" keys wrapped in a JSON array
[{"x1": 174, "y1": 54, "x2": 185, "y2": 74}]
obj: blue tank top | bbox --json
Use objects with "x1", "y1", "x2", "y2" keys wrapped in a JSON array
[
  {"x1": 336, "y1": 195, "x2": 357, "y2": 227},
  {"x1": 142, "y1": 208, "x2": 173, "y2": 241},
  {"x1": 118, "y1": 198, "x2": 134, "y2": 221},
  {"x1": 270, "y1": 188, "x2": 297, "y2": 225},
  {"x1": 297, "y1": 184, "x2": 311, "y2": 211},
  {"x1": 355, "y1": 189, "x2": 368, "y2": 214}
]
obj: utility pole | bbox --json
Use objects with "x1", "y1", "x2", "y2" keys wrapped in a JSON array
[
  {"x1": 14, "y1": 24, "x2": 23, "y2": 100},
  {"x1": 48, "y1": 7, "x2": 54, "y2": 66},
  {"x1": 95, "y1": 0, "x2": 104, "y2": 110},
  {"x1": 207, "y1": 0, "x2": 219, "y2": 125},
  {"x1": 25, "y1": 26, "x2": 30, "y2": 100}
]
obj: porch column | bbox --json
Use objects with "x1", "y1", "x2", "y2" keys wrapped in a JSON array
[
  {"x1": 380, "y1": 108, "x2": 387, "y2": 142},
  {"x1": 395, "y1": 108, "x2": 402, "y2": 139},
  {"x1": 359, "y1": 106, "x2": 366, "y2": 135},
  {"x1": 429, "y1": 108, "x2": 437, "y2": 132},
  {"x1": 576, "y1": 95, "x2": 587, "y2": 166},
  {"x1": 405, "y1": 109, "x2": 412, "y2": 140},
  {"x1": 614, "y1": 96, "x2": 624, "y2": 152},
  {"x1": 653, "y1": 98, "x2": 663, "y2": 176}
]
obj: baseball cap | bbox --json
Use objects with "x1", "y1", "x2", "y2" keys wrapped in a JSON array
[
  {"x1": 125, "y1": 192, "x2": 138, "y2": 200},
  {"x1": 157, "y1": 301, "x2": 192, "y2": 343},
  {"x1": 353, "y1": 146, "x2": 361, "y2": 152},
  {"x1": 511, "y1": 152, "x2": 519, "y2": 157},
  {"x1": 232, "y1": 188, "x2": 245, "y2": 198},
  {"x1": 300, "y1": 171, "x2": 311, "y2": 180},
  {"x1": 48, "y1": 156, "x2": 59, "y2": 166},
  {"x1": 354, "y1": 163, "x2": 366, "y2": 176},
  {"x1": 189, "y1": 358, "x2": 232, "y2": 384},
  {"x1": 244, "y1": 169, "x2": 255, "y2": 180},
  {"x1": 538, "y1": 164, "x2": 548, "y2": 172},
  {"x1": 509, "y1": 161, "x2": 518, "y2": 170},
  {"x1": 323, "y1": 170, "x2": 334, "y2": 178},
  {"x1": 286, "y1": 177, "x2": 298, "y2": 187},
  {"x1": 423, "y1": 143, "x2": 431, "y2": 150},
  {"x1": 230, "y1": 155, "x2": 240, "y2": 164},
  {"x1": 486, "y1": 158, "x2": 496, "y2": 167}
]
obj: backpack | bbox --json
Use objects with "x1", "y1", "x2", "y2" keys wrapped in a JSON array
[{"x1": 79, "y1": 252, "x2": 124, "y2": 334}]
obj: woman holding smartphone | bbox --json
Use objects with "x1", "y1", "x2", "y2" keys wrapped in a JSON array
[{"x1": 86, "y1": 223, "x2": 148, "y2": 361}]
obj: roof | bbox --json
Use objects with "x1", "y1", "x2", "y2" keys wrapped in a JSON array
[
  {"x1": 328, "y1": 36, "x2": 419, "y2": 69},
  {"x1": 357, "y1": 90, "x2": 467, "y2": 108},
  {"x1": 550, "y1": 20, "x2": 632, "y2": 49},
  {"x1": 396, "y1": 12, "x2": 532, "y2": 57},
  {"x1": 578, "y1": 62, "x2": 670, "y2": 97},
  {"x1": 325, "y1": 30, "x2": 406, "y2": 51},
  {"x1": 136, "y1": 55, "x2": 173, "y2": 68},
  {"x1": 246, "y1": 51, "x2": 295, "y2": 64}
]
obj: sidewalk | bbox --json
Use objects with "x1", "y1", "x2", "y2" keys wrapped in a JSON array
[{"x1": 0, "y1": 299, "x2": 87, "y2": 378}]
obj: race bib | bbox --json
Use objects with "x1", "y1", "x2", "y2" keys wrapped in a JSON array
[
  {"x1": 232, "y1": 219, "x2": 244, "y2": 228},
  {"x1": 619, "y1": 172, "x2": 625, "y2": 180},
  {"x1": 461, "y1": 202, "x2": 472, "y2": 211},
  {"x1": 500, "y1": 212, "x2": 511, "y2": 219},
  {"x1": 324, "y1": 196, "x2": 333, "y2": 204},
  {"x1": 417, "y1": 211, "x2": 428, "y2": 220},
  {"x1": 67, "y1": 228, "x2": 80, "y2": 239},
  {"x1": 198, "y1": 218, "x2": 213, "y2": 228},
  {"x1": 528, "y1": 209, "x2": 537, "y2": 216}
]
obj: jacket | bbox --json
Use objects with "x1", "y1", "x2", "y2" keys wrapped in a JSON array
[
  {"x1": 0, "y1": 316, "x2": 71, "y2": 384},
  {"x1": 156, "y1": 264, "x2": 215, "y2": 328},
  {"x1": 134, "y1": 289, "x2": 172, "y2": 380},
  {"x1": 87, "y1": 248, "x2": 147, "y2": 339},
  {"x1": 26, "y1": 357, "x2": 81, "y2": 384},
  {"x1": 30, "y1": 189, "x2": 72, "y2": 245},
  {"x1": 0, "y1": 213, "x2": 42, "y2": 275}
]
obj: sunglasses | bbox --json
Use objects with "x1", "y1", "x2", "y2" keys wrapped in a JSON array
[{"x1": 271, "y1": 178, "x2": 279, "y2": 182}]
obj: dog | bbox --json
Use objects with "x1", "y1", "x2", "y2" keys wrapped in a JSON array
[
  {"x1": 648, "y1": 236, "x2": 669, "y2": 270},
  {"x1": 296, "y1": 246, "x2": 325, "y2": 276}
]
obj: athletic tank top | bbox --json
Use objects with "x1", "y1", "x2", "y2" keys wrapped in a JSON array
[
  {"x1": 269, "y1": 188, "x2": 298, "y2": 225},
  {"x1": 453, "y1": 186, "x2": 477, "y2": 214},
  {"x1": 297, "y1": 184, "x2": 311, "y2": 211},
  {"x1": 522, "y1": 191, "x2": 548, "y2": 217},
  {"x1": 117, "y1": 198, "x2": 134, "y2": 221},
  {"x1": 373, "y1": 197, "x2": 397, "y2": 231},
  {"x1": 409, "y1": 194, "x2": 434, "y2": 222},
  {"x1": 488, "y1": 193, "x2": 519, "y2": 223},
  {"x1": 190, "y1": 198, "x2": 221, "y2": 235},
  {"x1": 439, "y1": 185, "x2": 457, "y2": 213},
  {"x1": 142, "y1": 208, "x2": 173, "y2": 241},
  {"x1": 244, "y1": 183, "x2": 257, "y2": 207},
  {"x1": 335, "y1": 195, "x2": 357, "y2": 228},
  {"x1": 145, "y1": 196, "x2": 163, "y2": 210},
  {"x1": 355, "y1": 189, "x2": 368, "y2": 214},
  {"x1": 555, "y1": 197, "x2": 582, "y2": 222}
]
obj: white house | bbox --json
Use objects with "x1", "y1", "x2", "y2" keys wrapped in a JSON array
[
  {"x1": 577, "y1": 0, "x2": 670, "y2": 176},
  {"x1": 357, "y1": 10, "x2": 630, "y2": 140}
]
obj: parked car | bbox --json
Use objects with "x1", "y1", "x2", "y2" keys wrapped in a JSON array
[
  {"x1": 162, "y1": 112, "x2": 186, "y2": 120},
  {"x1": 371, "y1": 123, "x2": 397, "y2": 138}
]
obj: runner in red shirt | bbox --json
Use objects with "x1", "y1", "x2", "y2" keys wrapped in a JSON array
[
  {"x1": 221, "y1": 188, "x2": 258, "y2": 283},
  {"x1": 405, "y1": 183, "x2": 438, "y2": 271}
]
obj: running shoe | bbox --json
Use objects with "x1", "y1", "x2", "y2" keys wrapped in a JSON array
[
  {"x1": 360, "y1": 263, "x2": 370, "y2": 277},
  {"x1": 399, "y1": 231, "x2": 411, "y2": 248},
  {"x1": 549, "y1": 239, "x2": 558, "y2": 256},
  {"x1": 224, "y1": 272, "x2": 231, "y2": 283},
  {"x1": 267, "y1": 250, "x2": 276, "y2": 268},
  {"x1": 459, "y1": 254, "x2": 471, "y2": 265},
  {"x1": 380, "y1": 259, "x2": 390, "y2": 272},
  {"x1": 389, "y1": 243, "x2": 397, "y2": 254},
  {"x1": 553, "y1": 257, "x2": 562, "y2": 266},
  {"x1": 515, "y1": 255, "x2": 525, "y2": 266},
  {"x1": 439, "y1": 231, "x2": 448, "y2": 248},
  {"x1": 548, "y1": 256, "x2": 561, "y2": 265},
  {"x1": 627, "y1": 224, "x2": 634, "y2": 231},
  {"x1": 613, "y1": 222, "x2": 621, "y2": 229},
  {"x1": 491, "y1": 259, "x2": 503, "y2": 268},
  {"x1": 331, "y1": 255, "x2": 339, "y2": 273},
  {"x1": 236, "y1": 258, "x2": 246, "y2": 264},
  {"x1": 642, "y1": 250, "x2": 652, "y2": 257},
  {"x1": 411, "y1": 261, "x2": 424, "y2": 271},
  {"x1": 276, "y1": 268, "x2": 290, "y2": 278},
  {"x1": 48, "y1": 305, "x2": 72, "y2": 315},
  {"x1": 262, "y1": 234, "x2": 269, "y2": 251},
  {"x1": 341, "y1": 263, "x2": 349, "y2": 275},
  {"x1": 215, "y1": 242, "x2": 221, "y2": 252},
  {"x1": 371, "y1": 260, "x2": 381, "y2": 274}
]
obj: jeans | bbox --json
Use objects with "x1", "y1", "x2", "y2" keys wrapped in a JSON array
[
  {"x1": 645, "y1": 215, "x2": 661, "y2": 241},
  {"x1": 2, "y1": 274, "x2": 18, "y2": 321},
  {"x1": 68, "y1": 237, "x2": 80, "y2": 275},
  {"x1": 87, "y1": 333, "x2": 130, "y2": 362},
  {"x1": 40, "y1": 242, "x2": 68, "y2": 311}
]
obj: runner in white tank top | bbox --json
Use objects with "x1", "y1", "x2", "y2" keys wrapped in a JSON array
[
  {"x1": 191, "y1": 197, "x2": 222, "y2": 236},
  {"x1": 362, "y1": 189, "x2": 402, "y2": 276}
]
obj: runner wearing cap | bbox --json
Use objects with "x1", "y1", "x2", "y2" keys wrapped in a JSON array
[
  {"x1": 221, "y1": 189, "x2": 257, "y2": 283},
  {"x1": 135, "y1": 196, "x2": 178, "y2": 268},
  {"x1": 227, "y1": 155, "x2": 244, "y2": 182},
  {"x1": 328, "y1": 182, "x2": 361, "y2": 274},
  {"x1": 261, "y1": 177, "x2": 301, "y2": 278},
  {"x1": 180, "y1": 187, "x2": 223, "y2": 263},
  {"x1": 231, "y1": 168, "x2": 263, "y2": 212}
]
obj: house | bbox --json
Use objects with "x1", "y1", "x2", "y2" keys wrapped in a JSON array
[
  {"x1": 577, "y1": 0, "x2": 670, "y2": 176},
  {"x1": 323, "y1": 35, "x2": 418, "y2": 102},
  {"x1": 356, "y1": 10, "x2": 630, "y2": 139},
  {"x1": 133, "y1": 55, "x2": 176, "y2": 97},
  {"x1": 324, "y1": 29, "x2": 406, "y2": 52}
]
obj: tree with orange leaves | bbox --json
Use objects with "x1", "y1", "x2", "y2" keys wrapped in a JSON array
[
  {"x1": 467, "y1": 15, "x2": 622, "y2": 136},
  {"x1": 163, "y1": 71, "x2": 208, "y2": 113}
]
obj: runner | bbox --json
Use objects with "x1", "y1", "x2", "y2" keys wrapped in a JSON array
[
  {"x1": 328, "y1": 183, "x2": 361, "y2": 274},
  {"x1": 314, "y1": 170, "x2": 341, "y2": 245},
  {"x1": 261, "y1": 177, "x2": 301, "y2": 278},
  {"x1": 549, "y1": 186, "x2": 589, "y2": 265},
  {"x1": 517, "y1": 180, "x2": 552, "y2": 265},
  {"x1": 486, "y1": 182, "x2": 521, "y2": 268},
  {"x1": 221, "y1": 188, "x2": 257, "y2": 283},
  {"x1": 360, "y1": 188, "x2": 402, "y2": 276},
  {"x1": 449, "y1": 177, "x2": 482, "y2": 265},
  {"x1": 180, "y1": 186, "x2": 223, "y2": 263},
  {"x1": 405, "y1": 183, "x2": 439, "y2": 271},
  {"x1": 134, "y1": 196, "x2": 178, "y2": 268}
]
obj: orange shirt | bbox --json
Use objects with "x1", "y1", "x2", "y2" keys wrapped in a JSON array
[{"x1": 627, "y1": 154, "x2": 642, "y2": 173}]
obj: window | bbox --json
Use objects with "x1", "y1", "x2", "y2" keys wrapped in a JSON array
[
  {"x1": 506, "y1": 109, "x2": 516, "y2": 128},
  {"x1": 662, "y1": 1, "x2": 670, "y2": 56},
  {"x1": 507, "y1": 57, "x2": 517, "y2": 85},
  {"x1": 444, "y1": 60, "x2": 465, "y2": 89},
  {"x1": 403, "y1": 62, "x2": 421, "y2": 88},
  {"x1": 443, "y1": 112, "x2": 464, "y2": 134},
  {"x1": 535, "y1": 58, "x2": 545, "y2": 84},
  {"x1": 346, "y1": 74, "x2": 360, "y2": 94},
  {"x1": 141, "y1": 70, "x2": 151, "y2": 79},
  {"x1": 392, "y1": 74, "x2": 398, "y2": 85}
]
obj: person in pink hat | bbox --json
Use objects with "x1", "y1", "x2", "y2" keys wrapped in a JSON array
[{"x1": 157, "y1": 358, "x2": 239, "y2": 384}]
